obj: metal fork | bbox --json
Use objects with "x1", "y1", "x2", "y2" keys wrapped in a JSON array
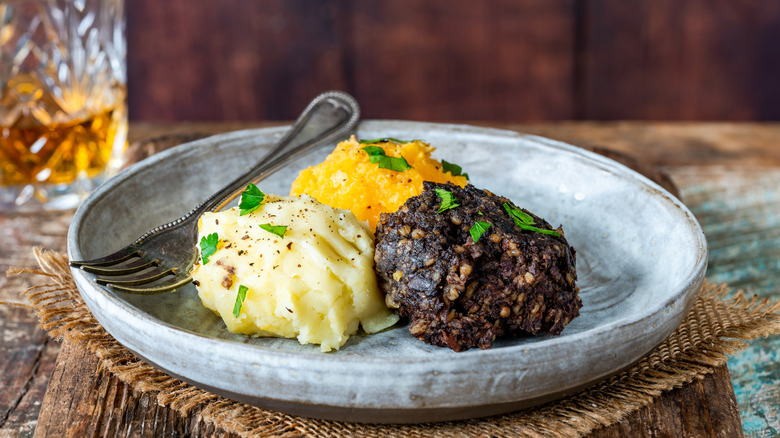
[{"x1": 70, "y1": 91, "x2": 360, "y2": 294}]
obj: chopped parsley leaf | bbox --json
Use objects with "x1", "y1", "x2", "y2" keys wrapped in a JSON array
[
  {"x1": 239, "y1": 183, "x2": 266, "y2": 216},
  {"x1": 233, "y1": 284, "x2": 248, "y2": 317},
  {"x1": 435, "y1": 188, "x2": 460, "y2": 213},
  {"x1": 441, "y1": 159, "x2": 470, "y2": 180},
  {"x1": 361, "y1": 146, "x2": 413, "y2": 172},
  {"x1": 361, "y1": 145, "x2": 385, "y2": 156},
  {"x1": 503, "y1": 202, "x2": 561, "y2": 237},
  {"x1": 469, "y1": 220, "x2": 492, "y2": 243},
  {"x1": 199, "y1": 232, "x2": 219, "y2": 264},
  {"x1": 259, "y1": 223, "x2": 287, "y2": 238}
]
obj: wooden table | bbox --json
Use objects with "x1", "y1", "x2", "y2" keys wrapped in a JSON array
[{"x1": 3, "y1": 122, "x2": 779, "y2": 437}]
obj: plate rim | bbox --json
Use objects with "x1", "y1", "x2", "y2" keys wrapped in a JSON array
[{"x1": 67, "y1": 120, "x2": 708, "y2": 421}]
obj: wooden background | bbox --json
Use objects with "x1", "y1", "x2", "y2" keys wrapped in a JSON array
[{"x1": 126, "y1": 0, "x2": 780, "y2": 122}]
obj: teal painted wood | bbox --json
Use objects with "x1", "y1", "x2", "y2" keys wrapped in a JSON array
[{"x1": 675, "y1": 166, "x2": 780, "y2": 438}]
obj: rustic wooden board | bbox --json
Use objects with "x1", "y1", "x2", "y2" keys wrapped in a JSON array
[
  {"x1": 31, "y1": 340, "x2": 741, "y2": 438},
  {"x1": 128, "y1": 121, "x2": 780, "y2": 167},
  {"x1": 32, "y1": 341, "x2": 241, "y2": 438},
  {"x1": 29, "y1": 127, "x2": 743, "y2": 437},
  {"x1": 0, "y1": 212, "x2": 70, "y2": 437},
  {"x1": 4, "y1": 122, "x2": 779, "y2": 436},
  {"x1": 127, "y1": 0, "x2": 577, "y2": 122},
  {"x1": 348, "y1": 0, "x2": 576, "y2": 121},
  {"x1": 590, "y1": 364, "x2": 742, "y2": 438},
  {"x1": 582, "y1": 0, "x2": 780, "y2": 120},
  {"x1": 674, "y1": 166, "x2": 780, "y2": 437},
  {"x1": 125, "y1": 2, "x2": 780, "y2": 121},
  {"x1": 509, "y1": 122, "x2": 780, "y2": 167}
]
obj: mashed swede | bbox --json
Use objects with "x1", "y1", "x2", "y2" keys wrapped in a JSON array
[
  {"x1": 190, "y1": 194, "x2": 398, "y2": 352},
  {"x1": 290, "y1": 136, "x2": 468, "y2": 229}
]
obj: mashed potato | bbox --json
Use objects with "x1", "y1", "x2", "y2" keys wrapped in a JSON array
[
  {"x1": 290, "y1": 136, "x2": 468, "y2": 229},
  {"x1": 190, "y1": 193, "x2": 399, "y2": 352}
]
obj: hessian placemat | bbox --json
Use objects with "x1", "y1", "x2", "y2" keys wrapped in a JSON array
[{"x1": 8, "y1": 248, "x2": 780, "y2": 437}]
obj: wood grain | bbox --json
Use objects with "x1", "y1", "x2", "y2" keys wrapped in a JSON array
[
  {"x1": 5, "y1": 122, "x2": 780, "y2": 436},
  {"x1": 29, "y1": 126, "x2": 739, "y2": 437},
  {"x1": 127, "y1": 0, "x2": 350, "y2": 122},
  {"x1": 590, "y1": 365, "x2": 743, "y2": 438},
  {"x1": 348, "y1": 0, "x2": 576, "y2": 121},
  {"x1": 31, "y1": 339, "x2": 742, "y2": 438},
  {"x1": 33, "y1": 341, "x2": 240, "y2": 438},
  {"x1": 582, "y1": 0, "x2": 780, "y2": 120},
  {"x1": 0, "y1": 211, "x2": 70, "y2": 437},
  {"x1": 674, "y1": 166, "x2": 780, "y2": 437},
  {"x1": 126, "y1": 1, "x2": 780, "y2": 121},
  {"x1": 129, "y1": 120, "x2": 780, "y2": 167},
  {"x1": 126, "y1": 0, "x2": 577, "y2": 122}
]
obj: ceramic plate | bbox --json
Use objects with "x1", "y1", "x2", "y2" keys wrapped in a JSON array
[{"x1": 68, "y1": 121, "x2": 707, "y2": 423}]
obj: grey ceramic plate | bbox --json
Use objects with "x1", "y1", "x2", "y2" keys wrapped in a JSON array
[{"x1": 68, "y1": 121, "x2": 707, "y2": 424}]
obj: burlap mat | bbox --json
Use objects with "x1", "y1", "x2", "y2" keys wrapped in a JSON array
[{"x1": 8, "y1": 248, "x2": 780, "y2": 437}]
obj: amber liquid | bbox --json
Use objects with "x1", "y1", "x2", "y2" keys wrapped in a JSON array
[{"x1": 0, "y1": 105, "x2": 126, "y2": 186}]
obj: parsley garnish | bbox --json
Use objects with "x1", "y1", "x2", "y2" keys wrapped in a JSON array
[
  {"x1": 503, "y1": 202, "x2": 561, "y2": 237},
  {"x1": 469, "y1": 221, "x2": 492, "y2": 243},
  {"x1": 233, "y1": 284, "x2": 248, "y2": 317},
  {"x1": 359, "y1": 137, "x2": 420, "y2": 144},
  {"x1": 361, "y1": 145, "x2": 385, "y2": 156},
  {"x1": 239, "y1": 183, "x2": 266, "y2": 216},
  {"x1": 441, "y1": 159, "x2": 470, "y2": 180},
  {"x1": 435, "y1": 188, "x2": 459, "y2": 213},
  {"x1": 199, "y1": 232, "x2": 219, "y2": 264},
  {"x1": 361, "y1": 146, "x2": 413, "y2": 172},
  {"x1": 259, "y1": 223, "x2": 287, "y2": 238}
]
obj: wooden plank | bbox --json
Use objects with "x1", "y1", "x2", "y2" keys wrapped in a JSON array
[
  {"x1": 349, "y1": 0, "x2": 576, "y2": 121},
  {"x1": 32, "y1": 341, "x2": 742, "y2": 437},
  {"x1": 0, "y1": 211, "x2": 71, "y2": 437},
  {"x1": 504, "y1": 122, "x2": 780, "y2": 167},
  {"x1": 125, "y1": 1, "x2": 780, "y2": 122},
  {"x1": 673, "y1": 166, "x2": 780, "y2": 436},
  {"x1": 590, "y1": 365, "x2": 743, "y2": 437},
  {"x1": 0, "y1": 309, "x2": 60, "y2": 438},
  {"x1": 581, "y1": 0, "x2": 780, "y2": 120},
  {"x1": 127, "y1": 121, "x2": 780, "y2": 167},
  {"x1": 7, "y1": 122, "x2": 779, "y2": 435},
  {"x1": 126, "y1": 1, "x2": 575, "y2": 121},
  {"x1": 33, "y1": 341, "x2": 240, "y2": 438},
  {"x1": 126, "y1": 0, "x2": 350, "y2": 121},
  {"x1": 29, "y1": 127, "x2": 742, "y2": 436}
]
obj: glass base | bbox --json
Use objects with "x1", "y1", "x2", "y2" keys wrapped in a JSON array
[{"x1": 0, "y1": 173, "x2": 112, "y2": 213}]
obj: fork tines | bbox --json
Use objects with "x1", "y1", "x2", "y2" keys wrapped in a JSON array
[{"x1": 71, "y1": 249, "x2": 191, "y2": 295}]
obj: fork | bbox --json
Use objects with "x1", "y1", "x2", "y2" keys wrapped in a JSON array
[{"x1": 70, "y1": 91, "x2": 360, "y2": 294}]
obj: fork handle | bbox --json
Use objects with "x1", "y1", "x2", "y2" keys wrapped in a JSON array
[
  {"x1": 131, "y1": 91, "x2": 360, "y2": 246},
  {"x1": 201, "y1": 90, "x2": 360, "y2": 214}
]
